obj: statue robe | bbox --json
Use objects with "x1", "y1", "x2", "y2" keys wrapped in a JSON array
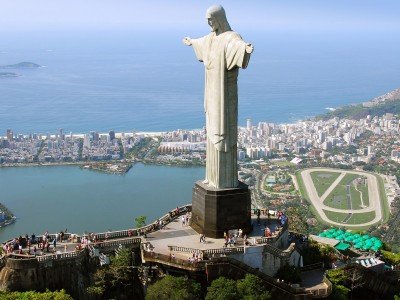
[{"x1": 191, "y1": 31, "x2": 251, "y2": 188}]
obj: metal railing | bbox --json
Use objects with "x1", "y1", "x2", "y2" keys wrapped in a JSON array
[
  {"x1": 142, "y1": 250, "x2": 205, "y2": 271},
  {"x1": 0, "y1": 204, "x2": 191, "y2": 263},
  {"x1": 36, "y1": 250, "x2": 85, "y2": 262}
]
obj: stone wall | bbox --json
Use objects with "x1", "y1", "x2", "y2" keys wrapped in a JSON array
[{"x1": 0, "y1": 251, "x2": 93, "y2": 299}]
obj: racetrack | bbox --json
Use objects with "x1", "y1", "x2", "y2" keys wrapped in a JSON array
[{"x1": 299, "y1": 168, "x2": 383, "y2": 227}]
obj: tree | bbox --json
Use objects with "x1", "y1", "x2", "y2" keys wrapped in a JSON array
[
  {"x1": 236, "y1": 274, "x2": 271, "y2": 300},
  {"x1": 326, "y1": 269, "x2": 350, "y2": 300},
  {"x1": 87, "y1": 248, "x2": 143, "y2": 299},
  {"x1": 135, "y1": 215, "x2": 147, "y2": 228},
  {"x1": 146, "y1": 275, "x2": 201, "y2": 300},
  {"x1": 0, "y1": 290, "x2": 72, "y2": 300},
  {"x1": 206, "y1": 277, "x2": 238, "y2": 300}
]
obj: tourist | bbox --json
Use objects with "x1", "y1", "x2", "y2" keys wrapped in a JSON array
[
  {"x1": 181, "y1": 215, "x2": 185, "y2": 226},
  {"x1": 244, "y1": 235, "x2": 249, "y2": 246},
  {"x1": 31, "y1": 234, "x2": 36, "y2": 244},
  {"x1": 53, "y1": 237, "x2": 56, "y2": 249}
]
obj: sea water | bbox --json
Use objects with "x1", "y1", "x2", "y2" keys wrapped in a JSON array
[{"x1": 1, "y1": 30, "x2": 399, "y2": 135}]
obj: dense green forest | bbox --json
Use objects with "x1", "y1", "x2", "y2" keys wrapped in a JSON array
[{"x1": 318, "y1": 98, "x2": 400, "y2": 120}]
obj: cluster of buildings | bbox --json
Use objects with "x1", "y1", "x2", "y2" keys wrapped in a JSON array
[
  {"x1": 156, "y1": 129, "x2": 207, "y2": 164},
  {"x1": 155, "y1": 113, "x2": 399, "y2": 169},
  {"x1": 239, "y1": 113, "x2": 399, "y2": 165},
  {"x1": 0, "y1": 129, "x2": 139, "y2": 164},
  {"x1": 2, "y1": 112, "x2": 400, "y2": 169}
]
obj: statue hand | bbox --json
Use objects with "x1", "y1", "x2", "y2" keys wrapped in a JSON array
[
  {"x1": 245, "y1": 43, "x2": 254, "y2": 54},
  {"x1": 183, "y1": 37, "x2": 192, "y2": 46}
]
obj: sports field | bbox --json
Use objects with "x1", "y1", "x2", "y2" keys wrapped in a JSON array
[{"x1": 298, "y1": 168, "x2": 386, "y2": 228}]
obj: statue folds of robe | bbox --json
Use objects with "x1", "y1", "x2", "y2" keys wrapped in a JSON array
[{"x1": 190, "y1": 8, "x2": 251, "y2": 189}]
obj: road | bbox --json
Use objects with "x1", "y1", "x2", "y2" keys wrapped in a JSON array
[{"x1": 300, "y1": 168, "x2": 383, "y2": 227}]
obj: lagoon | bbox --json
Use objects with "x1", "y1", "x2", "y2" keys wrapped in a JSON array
[{"x1": 0, "y1": 163, "x2": 204, "y2": 241}]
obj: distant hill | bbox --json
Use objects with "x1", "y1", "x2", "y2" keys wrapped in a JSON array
[
  {"x1": 0, "y1": 62, "x2": 40, "y2": 69},
  {"x1": 318, "y1": 88, "x2": 400, "y2": 120},
  {"x1": 0, "y1": 72, "x2": 19, "y2": 77}
]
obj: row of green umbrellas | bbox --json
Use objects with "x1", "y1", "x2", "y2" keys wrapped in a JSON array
[{"x1": 318, "y1": 228, "x2": 382, "y2": 251}]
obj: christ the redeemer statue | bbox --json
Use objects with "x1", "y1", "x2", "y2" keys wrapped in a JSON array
[{"x1": 183, "y1": 5, "x2": 253, "y2": 189}]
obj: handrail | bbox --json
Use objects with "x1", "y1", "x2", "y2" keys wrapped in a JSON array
[
  {"x1": 36, "y1": 251, "x2": 82, "y2": 262},
  {"x1": 142, "y1": 250, "x2": 205, "y2": 271},
  {"x1": 167, "y1": 245, "x2": 245, "y2": 257},
  {"x1": 95, "y1": 237, "x2": 142, "y2": 248},
  {"x1": 256, "y1": 223, "x2": 288, "y2": 244},
  {"x1": 0, "y1": 205, "x2": 191, "y2": 263}
]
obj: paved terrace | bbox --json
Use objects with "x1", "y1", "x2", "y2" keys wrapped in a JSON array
[
  {"x1": 1, "y1": 205, "x2": 285, "y2": 263},
  {"x1": 144, "y1": 215, "x2": 284, "y2": 261}
]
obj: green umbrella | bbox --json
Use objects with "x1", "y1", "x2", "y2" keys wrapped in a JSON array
[
  {"x1": 362, "y1": 245, "x2": 370, "y2": 251},
  {"x1": 327, "y1": 228, "x2": 336, "y2": 233},
  {"x1": 353, "y1": 238, "x2": 362, "y2": 244},
  {"x1": 344, "y1": 232, "x2": 352, "y2": 237},
  {"x1": 335, "y1": 234, "x2": 345, "y2": 240},
  {"x1": 353, "y1": 234, "x2": 361, "y2": 238},
  {"x1": 319, "y1": 232, "x2": 327, "y2": 237},
  {"x1": 344, "y1": 236, "x2": 354, "y2": 242},
  {"x1": 354, "y1": 243, "x2": 362, "y2": 249},
  {"x1": 362, "y1": 234, "x2": 370, "y2": 240},
  {"x1": 336, "y1": 230, "x2": 345, "y2": 235},
  {"x1": 331, "y1": 230, "x2": 339, "y2": 236}
]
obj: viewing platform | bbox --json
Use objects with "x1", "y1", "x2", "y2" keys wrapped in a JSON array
[{"x1": 0, "y1": 204, "x2": 331, "y2": 299}]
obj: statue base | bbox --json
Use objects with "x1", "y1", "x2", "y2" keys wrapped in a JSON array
[{"x1": 190, "y1": 180, "x2": 252, "y2": 238}]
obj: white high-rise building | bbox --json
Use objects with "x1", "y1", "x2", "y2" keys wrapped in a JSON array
[{"x1": 246, "y1": 118, "x2": 252, "y2": 131}]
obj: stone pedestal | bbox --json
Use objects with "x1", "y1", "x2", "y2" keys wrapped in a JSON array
[{"x1": 190, "y1": 181, "x2": 252, "y2": 238}]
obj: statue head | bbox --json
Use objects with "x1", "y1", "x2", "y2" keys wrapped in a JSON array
[{"x1": 206, "y1": 5, "x2": 231, "y2": 34}]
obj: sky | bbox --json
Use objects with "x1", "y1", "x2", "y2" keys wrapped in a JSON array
[{"x1": 1, "y1": 0, "x2": 400, "y2": 33}]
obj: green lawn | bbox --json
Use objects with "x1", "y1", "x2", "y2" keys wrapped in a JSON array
[
  {"x1": 348, "y1": 211, "x2": 376, "y2": 224},
  {"x1": 323, "y1": 210, "x2": 376, "y2": 225},
  {"x1": 297, "y1": 169, "x2": 384, "y2": 229},
  {"x1": 323, "y1": 173, "x2": 365, "y2": 210},
  {"x1": 310, "y1": 171, "x2": 341, "y2": 197},
  {"x1": 274, "y1": 160, "x2": 293, "y2": 167}
]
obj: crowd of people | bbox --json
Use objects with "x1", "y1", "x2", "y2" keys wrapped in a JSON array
[{"x1": 2, "y1": 231, "x2": 68, "y2": 256}]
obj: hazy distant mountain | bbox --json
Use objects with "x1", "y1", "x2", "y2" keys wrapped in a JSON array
[
  {"x1": 319, "y1": 88, "x2": 400, "y2": 120},
  {"x1": 0, "y1": 72, "x2": 19, "y2": 77},
  {"x1": 0, "y1": 62, "x2": 40, "y2": 69}
]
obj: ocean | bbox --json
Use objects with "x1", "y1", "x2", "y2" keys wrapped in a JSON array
[{"x1": 1, "y1": 29, "x2": 399, "y2": 135}]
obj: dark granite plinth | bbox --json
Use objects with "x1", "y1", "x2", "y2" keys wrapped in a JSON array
[{"x1": 191, "y1": 181, "x2": 252, "y2": 238}]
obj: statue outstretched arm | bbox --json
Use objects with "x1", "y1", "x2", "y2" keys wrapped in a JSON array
[
  {"x1": 183, "y1": 37, "x2": 192, "y2": 46},
  {"x1": 245, "y1": 43, "x2": 254, "y2": 54}
]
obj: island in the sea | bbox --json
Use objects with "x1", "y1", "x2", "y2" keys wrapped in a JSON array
[
  {"x1": 80, "y1": 161, "x2": 133, "y2": 174},
  {"x1": 0, "y1": 62, "x2": 41, "y2": 69},
  {"x1": 0, "y1": 202, "x2": 16, "y2": 228}
]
